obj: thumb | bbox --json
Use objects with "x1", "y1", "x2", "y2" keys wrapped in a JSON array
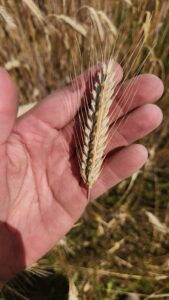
[{"x1": 0, "y1": 68, "x2": 18, "y2": 144}]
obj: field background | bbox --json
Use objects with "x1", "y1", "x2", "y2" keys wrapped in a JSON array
[{"x1": 0, "y1": 0, "x2": 169, "y2": 299}]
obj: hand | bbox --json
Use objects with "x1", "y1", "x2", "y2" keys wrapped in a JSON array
[{"x1": 0, "y1": 65, "x2": 163, "y2": 282}]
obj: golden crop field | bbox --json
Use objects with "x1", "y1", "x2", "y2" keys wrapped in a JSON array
[{"x1": 0, "y1": 1, "x2": 169, "y2": 299}]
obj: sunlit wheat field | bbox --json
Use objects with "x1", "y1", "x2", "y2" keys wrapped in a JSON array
[{"x1": 0, "y1": 0, "x2": 169, "y2": 299}]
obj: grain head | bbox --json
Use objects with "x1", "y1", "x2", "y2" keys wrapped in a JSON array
[{"x1": 80, "y1": 59, "x2": 116, "y2": 190}]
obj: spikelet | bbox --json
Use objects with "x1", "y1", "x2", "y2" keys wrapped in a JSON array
[{"x1": 80, "y1": 59, "x2": 116, "y2": 189}]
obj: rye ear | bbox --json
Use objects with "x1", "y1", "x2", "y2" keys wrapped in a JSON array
[{"x1": 80, "y1": 60, "x2": 116, "y2": 191}]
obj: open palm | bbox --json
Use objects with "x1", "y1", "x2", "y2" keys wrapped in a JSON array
[{"x1": 0, "y1": 65, "x2": 163, "y2": 283}]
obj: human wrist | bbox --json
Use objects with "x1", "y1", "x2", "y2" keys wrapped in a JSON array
[{"x1": 0, "y1": 221, "x2": 25, "y2": 285}]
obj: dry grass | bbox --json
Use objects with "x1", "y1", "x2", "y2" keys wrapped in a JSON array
[{"x1": 0, "y1": 0, "x2": 169, "y2": 299}]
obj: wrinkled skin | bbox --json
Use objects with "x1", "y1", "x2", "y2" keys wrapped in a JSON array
[{"x1": 0, "y1": 65, "x2": 163, "y2": 282}]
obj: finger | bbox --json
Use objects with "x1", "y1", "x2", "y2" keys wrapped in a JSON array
[
  {"x1": 91, "y1": 144, "x2": 148, "y2": 200},
  {"x1": 0, "y1": 68, "x2": 18, "y2": 144},
  {"x1": 106, "y1": 104, "x2": 163, "y2": 154},
  {"x1": 109, "y1": 74, "x2": 164, "y2": 124},
  {"x1": 18, "y1": 63, "x2": 123, "y2": 129},
  {"x1": 61, "y1": 74, "x2": 163, "y2": 148}
]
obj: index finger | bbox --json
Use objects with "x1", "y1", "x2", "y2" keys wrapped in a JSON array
[{"x1": 17, "y1": 62, "x2": 123, "y2": 129}]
